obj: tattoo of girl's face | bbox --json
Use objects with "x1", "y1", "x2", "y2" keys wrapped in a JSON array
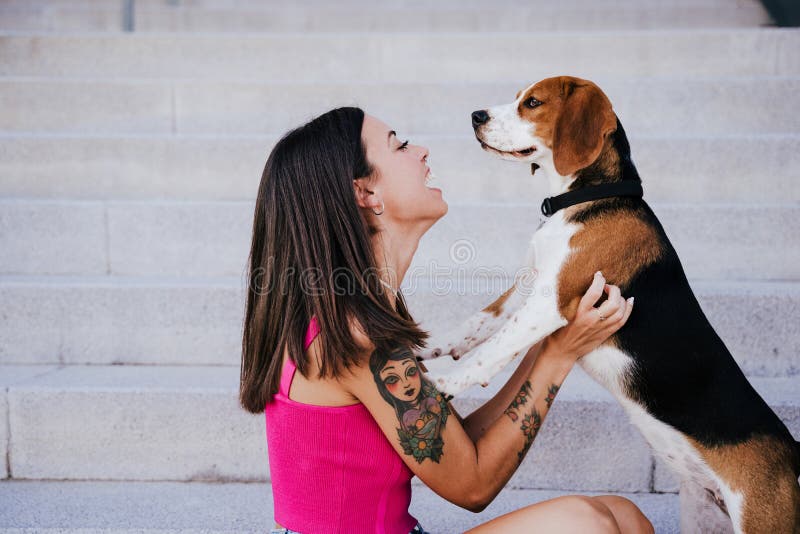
[
  {"x1": 379, "y1": 358, "x2": 422, "y2": 402},
  {"x1": 371, "y1": 347, "x2": 450, "y2": 464}
]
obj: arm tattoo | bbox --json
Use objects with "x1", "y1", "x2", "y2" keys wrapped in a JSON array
[
  {"x1": 503, "y1": 380, "x2": 532, "y2": 422},
  {"x1": 545, "y1": 383, "x2": 560, "y2": 409},
  {"x1": 518, "y1": 409, "x2": 542, "y2": 463},
  {"x1": 371, "y1": 347, "x2": 450, "y2": 463},
  {"x1": 503, "y1": 379, "x2": 545, "y2": 464}
]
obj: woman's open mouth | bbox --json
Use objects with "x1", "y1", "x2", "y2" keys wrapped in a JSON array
[
  {"x1": 480, "y1": 141, "x2": 537, "y2": 158},
  {"x1": 425, "y1": 166, "x2": 438, "y2": 187}
]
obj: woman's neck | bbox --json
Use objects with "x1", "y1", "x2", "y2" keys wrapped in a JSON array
[{"x1": 371, "y1": 228, "x2": 420, "y2": 310}]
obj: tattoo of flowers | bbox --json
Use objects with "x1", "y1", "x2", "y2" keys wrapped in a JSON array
[
  {"x1": 503, "y1": 380, "x2": 532, "y2": 422},
  {"x1": 371, "y1": 347, "x2": 451, "y2": 464},
  {"x1": 396, "y1": 381, "x2": 450, "y2": 463},
  {"x1": 517, "y1": 409, "x2": 542, "y2": 463},
  {"x1": 545, "y1": 384, "x2": 560, "y2": 409}
]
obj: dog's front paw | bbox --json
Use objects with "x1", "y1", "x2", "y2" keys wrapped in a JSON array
[
  {"x1": 416, "y1": 346, "x2": 445, "y2": 360},
  {"x1": 417, "y1": 341, "x2": 467, "y2": 361},
  {"x1": 426, "y1": 369, "x2": 489, "y2": 397},
  {"x1": 422, "y1": 357, "x2": 490, "y2": 397},
  {"x1": 426, "y1": 370, "x2": 469, "y2": 397}
]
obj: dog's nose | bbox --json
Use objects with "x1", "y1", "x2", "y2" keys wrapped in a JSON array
[{"x1": 471, "y1": 110, "x2": 489, "y2": 128}]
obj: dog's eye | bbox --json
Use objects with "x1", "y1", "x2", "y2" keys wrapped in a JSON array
[{"x1": 524, "y1": 98, "x2": 543, "y2": 109}]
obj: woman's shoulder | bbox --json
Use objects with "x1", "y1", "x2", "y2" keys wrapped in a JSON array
[
  {"x1": 288, "y1": 335, "x2": 361, "y2": 406},
  {"x1": 346, "y1": 316, "x2": 376, "y2": 359}
]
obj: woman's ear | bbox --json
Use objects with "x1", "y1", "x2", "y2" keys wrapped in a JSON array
[{"x1": 353, "y1": 179, "x2": 381, "y2": 211}]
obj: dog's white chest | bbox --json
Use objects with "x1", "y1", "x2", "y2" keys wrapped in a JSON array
[{"x1": 525, "y1": 211, "x2": 578, "y2": 279}]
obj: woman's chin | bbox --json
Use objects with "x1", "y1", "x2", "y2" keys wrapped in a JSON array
[{"x1": 432, "y1": 194, "x2": 448, "y2": 218}]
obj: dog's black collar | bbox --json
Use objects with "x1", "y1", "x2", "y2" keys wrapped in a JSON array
[{"x1": 540, "y1": 181, "x2": 644, "y2": 217}]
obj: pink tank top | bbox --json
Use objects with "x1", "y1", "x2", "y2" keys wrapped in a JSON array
[{"x1": 264, "y1": 316, "x2": 418, "y2": 533}]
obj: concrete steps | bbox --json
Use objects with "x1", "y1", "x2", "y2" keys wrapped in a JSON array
[
  {"x1": 2, "y1": 77, "x2": 799, "y2": 136},
  {"x1": 0, "y1": 1, "x2": 797, "y2": 530},
  {"x1": 0, "y1": 480, "x2": 680, "y2": 533},
  {"x1": 0, "y1": 277, "x2": 797, "y2": 376},
  {"x1": 2, "y1": 30, "x2": 798, "y2": 81},
  {"x1": 0, "y1": 0, "x2": 770, "y2": 33},
  {"x1": 1, "y1": 363, "x2": 796, "y2": 496},
  {"x1": 2, "y1": 134, "x2": 799, "y2": 203},
  {"x1": 2, "y1": 200, "x2": 798, "y2": 279}
]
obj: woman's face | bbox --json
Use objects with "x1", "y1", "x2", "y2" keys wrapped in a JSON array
[
  {"x1": 359, "y1": 114, "x2": 448, "y2": 227},
  {"x1": 379, "y1": 356, "x2": 423, "y2": 403}
]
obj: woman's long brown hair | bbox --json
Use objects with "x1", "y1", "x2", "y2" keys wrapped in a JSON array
[{"x1": 240, "y1": 107, "x2": 428, "y2": 414}]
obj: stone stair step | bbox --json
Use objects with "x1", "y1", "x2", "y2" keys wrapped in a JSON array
[
  {"x1": 2, "y1": 78, "x2": 799, "y2": 136},
  {"x1": 0, "y1": 0, "x2": 770, "y2": 33},
  {"x1": 1, "y1": 277, "x2": 797, "y2": 376},
  {"x1": 1, "y1": 30, "x2": 798, "y2": 81},
  {"x1": 2, "y1": 134, "x2": 797, "y2": 204},
  {"x1": 1, "y1": 200, "x2": 797, "y2": 279},
  {"x1": 1, "y1": 363, "x2": 796, "y2": 496},
  {"x1": 134, "y1": 1, "x2": 771, "y2": 33},
  {"x1": 0, "y1": 479, "x2": 680, "y2": 533}
]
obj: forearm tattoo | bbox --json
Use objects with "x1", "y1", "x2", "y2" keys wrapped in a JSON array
[
  {"x1": 545, "y1": 384, "x2": 560, "y2": 409},
  {"x1": 503, "y1": 380, "x2": 559, "y2": 464},
  {"x1": 371, "y1": 347, "x2": 451, "y2": 463},
  {"x1": 518, "y1": 410, "x2": 542, "y2": 464},
  {"x1": 503, "y1": 380, "x2": 532, "y2": 422}
]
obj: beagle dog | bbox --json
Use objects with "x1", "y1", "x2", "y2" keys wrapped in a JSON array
[{"x1": 419, "y1": 76, "x2": 800, "y2": 533}]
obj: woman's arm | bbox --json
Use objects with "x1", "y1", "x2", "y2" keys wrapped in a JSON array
[
  {"x1": 340, "y1": 273, "x2": 634, "y2": 513},
  {"x1": 417, "y1": 340, "x2": 543, "y2": 436},
  {"x1": 461, "y1": 339, "x2": 544, "y2": 442}
]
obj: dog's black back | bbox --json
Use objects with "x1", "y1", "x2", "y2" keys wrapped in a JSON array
[{"x1": 567, "y1": 119, "x2": 800, "y2": 477}]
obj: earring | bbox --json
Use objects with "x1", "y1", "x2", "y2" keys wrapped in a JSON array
[{"x1": 372, "y1": 201, "x2": 385, "y2": 216}]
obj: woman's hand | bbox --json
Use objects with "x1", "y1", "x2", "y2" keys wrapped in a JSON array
[{"x1": 542, "y1": 271, "x2": 634, "y2": 366}]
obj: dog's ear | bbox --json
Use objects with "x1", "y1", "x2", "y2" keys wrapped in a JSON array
[{"x1": 552, "y1": 81, "x2": 617, "y2": 176}]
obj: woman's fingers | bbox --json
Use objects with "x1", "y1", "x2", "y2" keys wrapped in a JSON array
[
  {"x1": 595, "y1": 283, "x2": 623, "y2": 319},
  {"x1": 578, "y1": 271, "x2": 607, "y2": 314},
  {"x1": 578, "y1": 274, "x2": 635, "y2": 330},
  {"x1": 603, "y1": 295, "x2": 635, "y2": 330},
  {"x1": 620, "y1": 296, "x2": 634, "y2": 324}
]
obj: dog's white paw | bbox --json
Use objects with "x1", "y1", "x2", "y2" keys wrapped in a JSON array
[
  {"x1": 417, "y1": 341, "x2": 468, "y2": 360},
  {"x1": 422, "y1": 357, "x2": 490, "y2": 397},
  {"x1": 416, "y1": 346, "x2": 444, "y2": 360},
  {"x1": 426, "y1": 371, "x2": 472, "y2": 397}
]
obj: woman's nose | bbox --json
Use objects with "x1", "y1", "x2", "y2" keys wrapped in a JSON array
[{"x1": 420, "y1": 145, "x2": 429, "y2": 161}]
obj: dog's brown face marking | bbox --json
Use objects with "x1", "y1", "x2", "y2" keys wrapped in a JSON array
[
  {"x1": 690, "y1": 436, "x2": 800, "y2": 532},
  {"x1": 556, "y1": 209, "x2": 663, "y2": 321},
  {"x1": 517, "y1": 76, "x2": 617, "y2": 176}
]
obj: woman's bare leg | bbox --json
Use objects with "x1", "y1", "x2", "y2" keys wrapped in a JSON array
[
  {"x1": 592, "y1": 495, "x2": 655, "y2": 534},
  {"x1": 463, "y1": 494, "x2": 622, "y2": 534}
]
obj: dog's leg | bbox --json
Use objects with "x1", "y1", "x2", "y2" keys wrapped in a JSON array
[
  {"x1": 680, "y1": 479, "x2": 735, "y2": 534},
  {"x1": 417, "y1": 281, "x2": 528, "y2": 361},
  {"x1": 424, "y1": 288, "x2": 566, "y2": 396},
  {"x1": 728, "y1": 471, "x2": 800, "y2": 534},
  {"x1": 418, "y1": 242, "x2": 540, "y2": 361}
]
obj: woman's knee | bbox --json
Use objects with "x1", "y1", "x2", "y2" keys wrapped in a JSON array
[
  {"x1": 591, "y1": 495, "x2": 654, "y2": 534},
  {"x1": 560, "y1": 495, "x2": 621, "y2": 534}
]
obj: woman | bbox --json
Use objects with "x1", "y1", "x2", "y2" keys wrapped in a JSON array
[{"x1": 240, "y1": 107, "x2": 653, "y2": 533}]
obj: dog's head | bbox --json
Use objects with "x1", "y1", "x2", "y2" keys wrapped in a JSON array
[{"x1": 472, "y1": 76, "x2": 618, "y2": 179}]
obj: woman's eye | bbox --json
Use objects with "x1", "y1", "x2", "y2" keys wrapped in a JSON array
[
  {"x1": 398, "y1": 140, "x2": 409, "y2": 151},
  {"x1": 384, "y1": 376, "x2": 399, "y2": 385},
  {"x1": 406, "y1": 366, "x2": 418, "y2": 377},
  {"x1": 524, "y1": 98, "x2": 543, "y2": 109}
]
